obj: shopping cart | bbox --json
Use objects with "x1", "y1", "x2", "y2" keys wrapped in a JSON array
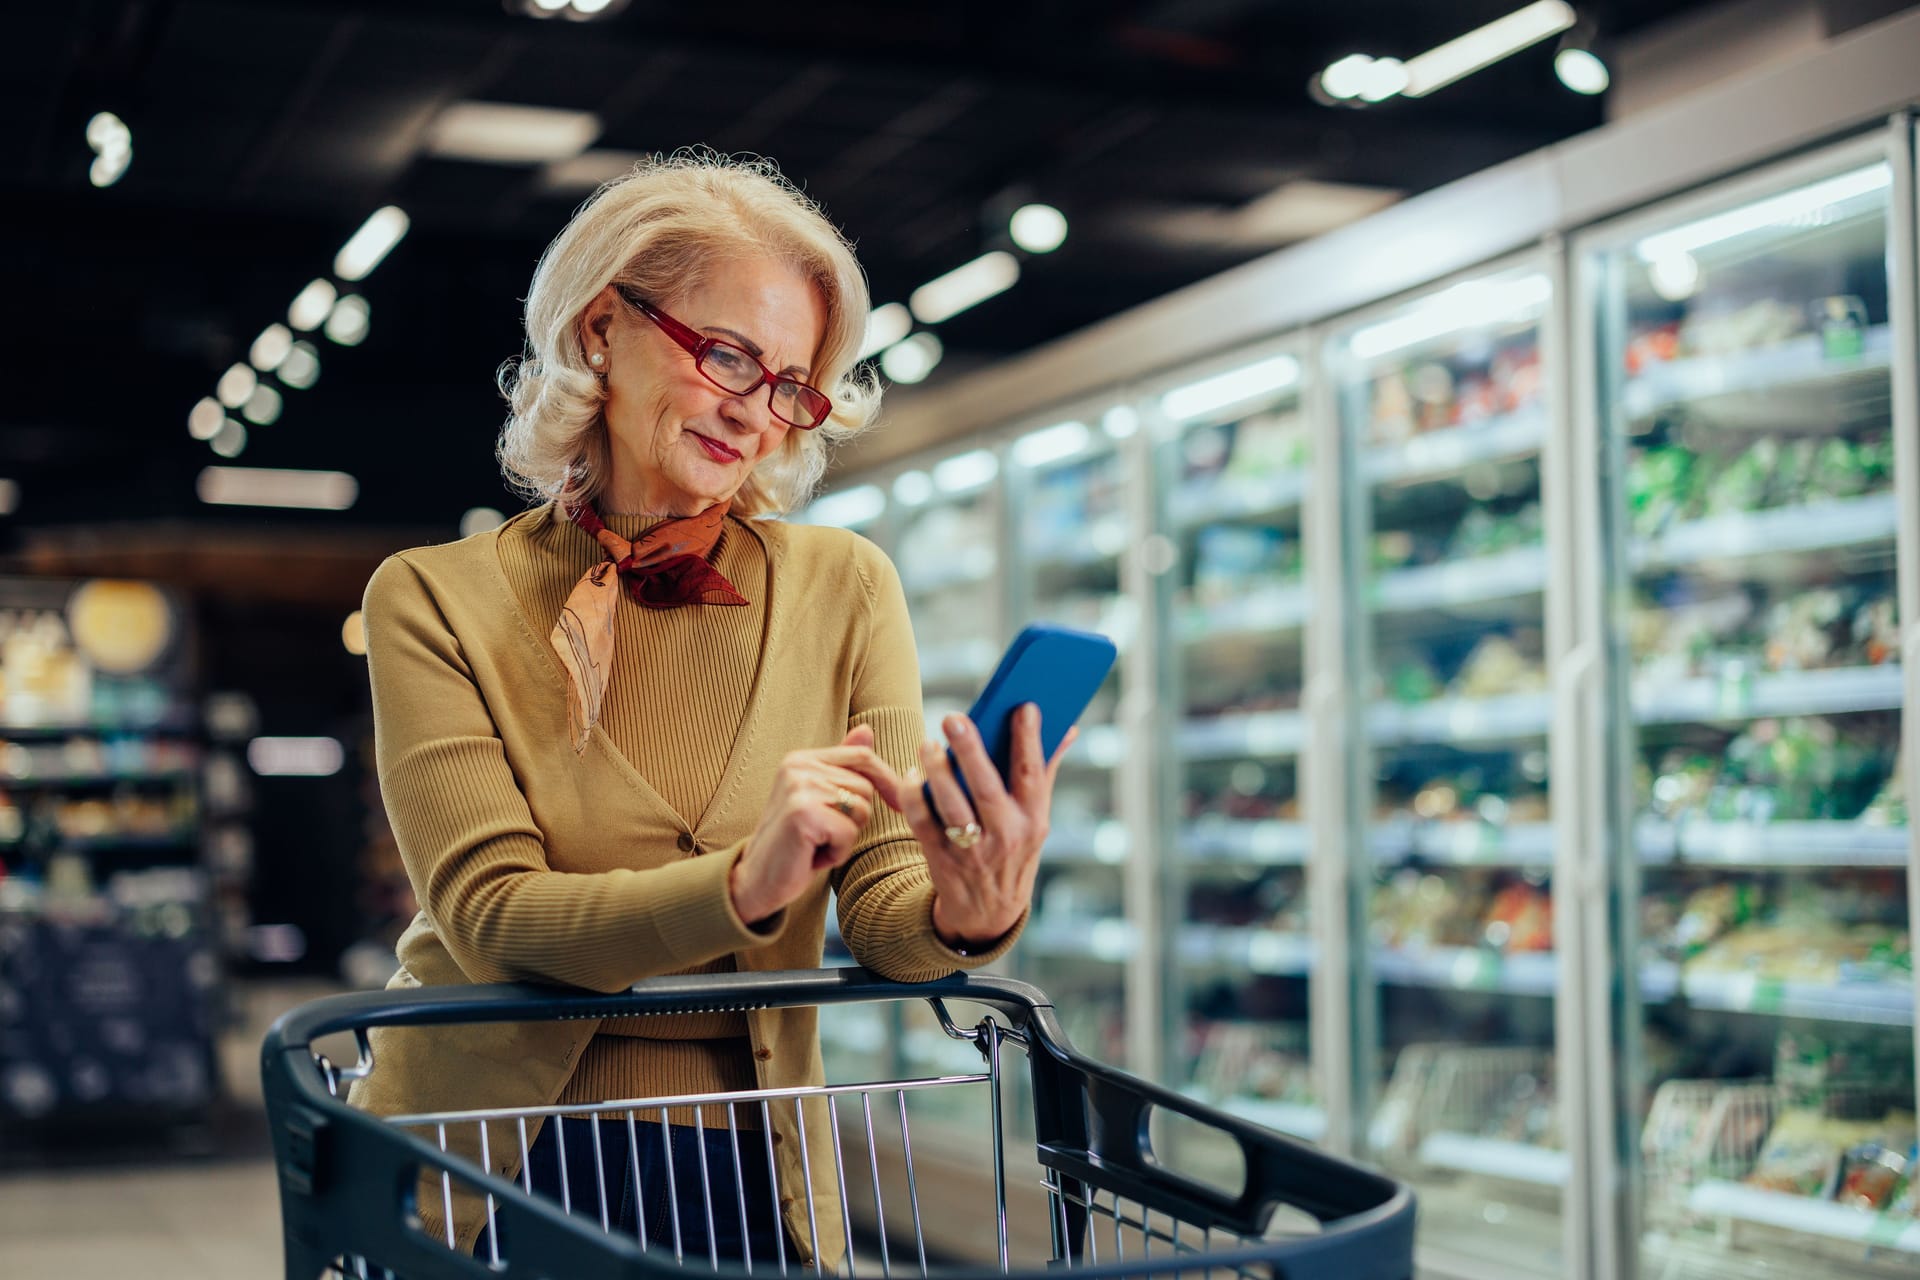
[{"x1": 263, "y1": 968, "x2": 1414, "y2": 1279}]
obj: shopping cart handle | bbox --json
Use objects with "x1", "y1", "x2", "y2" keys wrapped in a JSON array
[{"x1": 265, "y1": 966, "x2": 1054, "y2": 1053}]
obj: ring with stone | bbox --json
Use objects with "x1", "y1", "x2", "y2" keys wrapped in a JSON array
[
  {"x1": 832, "y1": 787, "x2": 858, "y2": 819},
  {"x1": 944, "y1": 821, "x2": 983, "y2": 850}
]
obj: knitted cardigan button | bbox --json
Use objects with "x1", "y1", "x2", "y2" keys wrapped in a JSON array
[{"x1": 676, "y1": 831, "x2": 695, "y2": 853}]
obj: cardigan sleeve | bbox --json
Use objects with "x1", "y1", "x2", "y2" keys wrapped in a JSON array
[
  {"x1": 363, "y1": 553, "x2": 783, "y2": 993},
  {"x1": 832, "y1": 539, "x2": 1026, "y2": 981}
]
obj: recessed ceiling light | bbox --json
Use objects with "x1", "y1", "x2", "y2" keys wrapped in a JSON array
[
  {"x1": 288, "y1": 278, "x2": 337, "y2": 332},
  {"x1": 250, "y1": 324, "x2": 293, "y2": 372},
  {"x1": 909, "y1": 252, "x2": 1020, "y2": 324},
  {"x1": 880, "y1": 332, "x2": 944, "y2": 384},
  {"x1": 279, "y1": 341, "x2": 321, "y2": 390},
  {"x1": 424, "y1": 101, "x2": 602, "y2": 165},
  {"x1": 198, "y1": 466, "x2": 358, "y2": 510},
  {"x1": 216, "y1": 363, "x2": 258, "y2": 409},
  {"x1": 324, "y1": 295, "x2": 371, "y2": 346},
  {"x1": 242, "y1": 384, "x2": 283, "y2": 426},
  {"x1": 189, "y1": 397, "x2": 225, "y2": 440},
  {"x1": 858, "y1": 303, "x2": 913, "y2": 360},
  {"x1": 1009, "y1": 203, "x2": 1068, "y2": 254},
  {"x1": 334, "y1": 206, "x2": 409, "y2": 282}
]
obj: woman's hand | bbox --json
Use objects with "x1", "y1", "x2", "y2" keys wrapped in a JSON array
[
  {"x1": 902, "y1": 704, "x2": 1077, "y2": 949},
  {"x1": 730, "y1": 725, "x2": 903, "y2": 926}
]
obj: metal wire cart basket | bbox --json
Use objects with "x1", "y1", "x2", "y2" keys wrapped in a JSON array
[{"x1": 262, "y1": 969, "x2": 1415, "y2": 1279}]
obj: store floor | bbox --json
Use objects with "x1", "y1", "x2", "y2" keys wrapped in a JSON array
[{"x1": 0, "y1": 978, "x2": 339, "y2": 1280}]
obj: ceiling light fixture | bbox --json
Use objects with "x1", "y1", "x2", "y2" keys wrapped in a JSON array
[
  {"x1": 189, "y1": 397, "x2": 225, "y2": 441},
  {"x1": 250, "y1": 324, "x2": 293, "y2": 372},
  {"x1": 1348, "y1": 274, "x2": 1552, "y2": 360},
  {"x1": 1554, "y1": 19, "x2": 1610, "y2": 95},
  {"x1": 216, "y1": 363, "x2": 258, "y2": 409},
  {"x1": 931, "y1": 449, "x2": 998, "y2": 494},
  {"x1": 858, "y1": 302, "x2": 913, "y2": 360},
  {"x1": 333, "y1": 206, "x2": 410, "y2": 282},
  {"x1": 1160, "y1": 354, "x2": 1302, "y2": 421},
  {"x1": 210, "y1": 419, "x2": 248, "y2": 458},
  {"x1": 278, "y1": 341, "x2": 321, "y2": 390},
  {"x1": 1012, "y1": 420, "x2": 1092, "y2": 469},
  {"x1": 424, "y1": 102, "x2": 602, "y2": 165},
  {"x1": 85, "y1": 111, "x2": 131, "y2": 188},
  {"x1": 1009, "y1": 203, "x2": 1069, "y2": 254},
  {"x1": 1403, "y1": 1, "x2": 1576, "y2": 98},
  {"x1": 1101, "y1": 406, "x2": 1140, "y2": 440},
  {"x1": 288, "y1": 279, "x2": 337, "y2": 332},
  {"x1": 197, "y1": 466, "x2": 358, "y2": 510},
  {"x1": 242, "y1": 384, "x2": 284, "y2": 426},
  {"x1": 324, "y1": 294, "x2": 371, "y2": 346},
  {"x1": 459, "y1": 506, "x2": 506, "y2": 538},
  {"x1": 909, "y1": 251, "x2": 1020, "y2": 324},
  {"x1": 879, "y1": 332, "x2": 944, "y2": 384},
  {"x1": 246, "y1": 736, "x2": 345, "y2": 777},
  {"x1": 891, "y1": 470, "x2": 934, "y2": 506}
]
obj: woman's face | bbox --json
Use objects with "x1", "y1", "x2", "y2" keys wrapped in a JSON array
[{"x1": 586, "y1": 255, "x2": 826, "y2": 516}]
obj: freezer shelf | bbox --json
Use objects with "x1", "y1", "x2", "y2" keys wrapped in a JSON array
[
  {"x1": 1361, "y1": 407, "x2": 1547, "y2": 486},
  {"x1": 1633, "y1": 664, "x2": 1903, "y2": 723},
  {"x1": 1417, "y1": 1132, "x2": 1571, "y2": 1188},
  {"x1": 1686, "y1": 1181, "x2": 1920, "y2": 1255},
  {"x1": 1621, "y1": 324, "x2": 1893, "y2": 428},
  {"x1": 1168, "y1": 470, "x2": 1308, "y2": 529},
  {"x1": 1178, "y1": 581, "x2": 1311, "y2": 640},
  {"x1": 1635, "y1": 818, "x2": 1911, "y2": 867},
  {"x1": 1370, "y1": 545, "x2": 1548, "y2": 614},
  {"x1": 1633, "y1": 491, "x2": 1899, "y2": 570},
  {"x1": 1368, "y1": 692, "x2": 1553, "y2": 746},
  {"x1": 1177, "y1": 710, "x2": 1307, "y2": 759}
]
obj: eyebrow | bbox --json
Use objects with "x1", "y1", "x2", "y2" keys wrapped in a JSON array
[{"x1": 706, "y1": 325, "x2": 810, "y2": 380}]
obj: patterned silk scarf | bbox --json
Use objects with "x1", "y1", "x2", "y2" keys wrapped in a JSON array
[{"x1": 550, "y1": 501, "x2": 748, "y2": 752}]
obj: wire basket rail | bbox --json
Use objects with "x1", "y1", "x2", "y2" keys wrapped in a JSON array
[{"x1": 262, "y1": 969, "x2": 1414, "y2": 1280}]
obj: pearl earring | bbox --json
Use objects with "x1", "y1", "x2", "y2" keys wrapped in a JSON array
[{"x1": 589, "y1": 352, "x2": 605, "y2": 367}]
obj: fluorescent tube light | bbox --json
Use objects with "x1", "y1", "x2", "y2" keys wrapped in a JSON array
[
  {"x1": 246, "y1": 736, "x2": 344, "y2": 777},
  {"x1": 241, "y1": 385, "x2": 283, "y2": 426},
  {"x1": 1101, "y1": 406, "x2": 1140, "y2": 440},
  {"x1": 932, "y1": 449, "x2": 998, "y2": 493},
  {"x1": 333, "y1": 206, "x2": 409, "y2": 282},
  {"x1": 1349, "y1": 274, "x2": 1551, "y2": 361},
  {"x1": 424, "y1": 102, "x2": 601, "y2": 165},
  {"x1": 210, "y1": 420, "x2": 247, "y2": 458},
  {"x1": 278, "y1": 341, "x2": 321, "y2": 390},
  {"x1": 216, "y1": 363, "x2": 257, "y2": 409},
  {"x1": 891, "y1": 470, "x2": 934, "y2": 506},
  {"x1": 807, "y1": 484, "x2": 886, "y2": 529},
  {"x1": 1634, "y1": 165, "x2": 1890, "y2": 262},
  {"x1": 197, "y1": 466, "x2": 358, "y2": 510},
  {"x1": 1555, "y1": 46, "x2": 1609, "y2": 95},
  {"x1": 324, "y1": 294, "x2": 371, "y2": 346},
  {"x1": 1403, "y1": 1, "x2": 1576, "y2": 98},
  {"x1": 1012, "y1": 420, "x2": 1092, "y2": 469},
  {"x1": 859, "y1": 302, "x2": 912, "y2": 360},
  {"x1": 1160, "y1": 354, "x2": 1302, "y2": 421},
  {"x1": 288, "y1": 278, "x2": 337, "y2": 332},
  {"x1": 909, "y1": 251, "x2": 1020, "y2": 324},
  {"x1": 189, "y1": 397, "x2": 224, "y2": 441}
]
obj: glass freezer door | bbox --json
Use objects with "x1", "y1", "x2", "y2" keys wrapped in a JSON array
[
  {"x1": 1330, "y1": 265, "x2": 1566, "y2": 1278},
  {"x1": 1590, "y1": 151, "x2": 1915, "y2": 1278},
  {"x1": 1150, "y1": 346, "x2": 1320, "y2": 1145}
]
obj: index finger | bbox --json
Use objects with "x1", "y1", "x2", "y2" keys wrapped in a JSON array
[
  {"x1": 1008, "y1": 703, "x2": 1049, "y2": 808},
  {"x1": 814, "y1": 746, "x2": 909, "y2": 812}
]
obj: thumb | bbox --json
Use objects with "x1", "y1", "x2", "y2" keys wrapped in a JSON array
[{"x1": 842, "y1": 723, "x2": 875, "y2": 748}]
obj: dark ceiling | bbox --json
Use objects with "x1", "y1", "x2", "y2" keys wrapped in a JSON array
[{"x1": 3, "y1": 0, "x2": 1719, "y2": 555}]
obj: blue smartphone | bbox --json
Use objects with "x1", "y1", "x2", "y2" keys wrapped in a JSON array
[{"x1": 921, "y1": 623, "x2": 1119, "y2": 825}]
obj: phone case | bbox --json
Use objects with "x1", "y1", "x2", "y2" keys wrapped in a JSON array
[{"x1": 922, "y1": 623, "x2": 1118, "y2": 826}]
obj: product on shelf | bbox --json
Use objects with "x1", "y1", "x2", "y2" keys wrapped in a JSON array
[
  {"x1": 1481, "y1": 881, "x2": 1553, "y2": 953},
  {"x1": 1366, "y1": 342, "x2": 1542, "y2": 446},
  {"x1": 1024, "y1": 457, "x2": 1123, "y2": 546},
  {"x1": 1190, "y1": 526, "x2": 1300, "y2": 604},
  {"x1": 1862, "y1": 752, "x2": 1907, "y2": 827},
  {"x1": 1371, "y1": 870, "x2": 1489, "y2": 949},
  {"x1": 1641, "y1": 717, "x2": 1895, "y2": 825},
  {"x1": 1190, "y1": 1021, "x2": 1314, "y2": 1107},
  {"x1": 1627, "y1": 430, "x2": 1893, "y2": 537},
  {"x1": 1449, "y1": 635, "x2": 1547, "y2": 699},
  {"x1": 1747, "y1": 1108, "x2": 1915, "y2": 1199}
]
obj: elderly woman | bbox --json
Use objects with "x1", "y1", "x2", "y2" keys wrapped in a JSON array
[{"x1": 350, "y1": 152, "x2": 1071, "y2": 1267}]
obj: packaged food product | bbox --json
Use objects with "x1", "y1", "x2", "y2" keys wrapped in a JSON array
[{"x1": 1837, "y1": 1142, "x2": 1910, "y2": 1210}]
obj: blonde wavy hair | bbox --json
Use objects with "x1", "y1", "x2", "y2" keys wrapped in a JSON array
[{"x1": 496, "y1": 150, "x2": 881, "y2": 518}]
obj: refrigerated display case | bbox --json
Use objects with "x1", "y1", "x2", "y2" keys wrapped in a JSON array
[
  {"x1": 1583, "y1": 138, "x2": 1917, "y2": 1279},
  {"x1": 1325, "y1": 263, "x2": 1568, "y2": 1277},
  {"x1": 1144, "y1": 342, "x2": 1324, "y2": 1144}
]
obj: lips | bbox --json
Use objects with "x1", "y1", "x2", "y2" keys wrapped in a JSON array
[{"x1": 689, "y1": 431, "x2": 741, "y2": 463}]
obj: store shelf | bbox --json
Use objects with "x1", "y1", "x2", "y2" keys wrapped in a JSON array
[
  {"x1": 1634, "y1": 492, "x2": 1899, "y2": 571},
  {"x1": 1062, "y1": 724, "x2": 1126, "y2": 769},
  {"x1": 1361, "y1": 409, "x2": 1546, "y2": 487},
  {"x1": 1641, "y1": 963, "x2": 1913, "y2": 1024},
  {"x1": 1417, "y1": 1132, "x2": 1570, "y2": 1187},
  {"x1": 918, "y1": 639, "x2": 996, "y2": 687},
  {"x1": 1179, "y1": 820, "x2": 1309, "y2": 864},
  {"x1": 1046, "y1": 820, "x2": 1129, "y2": 865},
  {"x1": 1369, "y1": 692, "x2": 1552, "y2": 746},
  {"x1": 1180, "y1": 925, "x2": 1315, "y2": 976},
  {"x1": 1636, "y1": 818, "x2": 1911, "y2": 867},
  {"x1": 1177, "y1": 710, "x2": 1306, "y2": 760},
  {"x1": 1621, "y1": 325, "x2": 1893, "y2": 427},
  {"x1": 0, "y1": 769, "x2": 196, "y2": 788},
  {"x1": 900, "y1": 551, "x2": 996, "y2": 597},
  {"x1": 1217, "y1": 1096, "x2": 1326, "y2": 1143},
  {"x1": 1633, "y1": 664, "x2": 1904, "y2": 724},
  {"x1": 1373, "y1": 947, "x2": 1558, "y2": 995},
  {"x1": 0, "y1": 717, "x2": 197, "y2": 739},
  {"x1": 1, "y1": 831, "x2": 200, "y2": 853},
  {"x1": 1687, "y1": 1180, "x2": 1920, "y2": 1255},
  {"x1": 1169, "y1": 470, "x2": 1309, "y2": 529},
  {"x1": 1030, "y1": 518, "x2": 1130, "y2": 575},
  {"x1": 1023, "y1": 917, "x2": 1137, "y2": 962},
  {"x1": 1373, "y1": 820, "x2": 1556, "y2": 867},
  {"x1": 1178, "y1": 582, "x2": 1310, "y2": 642},
  {"x1": 1371, "y1": 546, "x2": 1548, "y2": 615}
]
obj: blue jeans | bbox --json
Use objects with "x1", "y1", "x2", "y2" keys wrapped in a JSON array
[{"x1": 476, "y1": 1115, "x2": 786, "y2": 1266}]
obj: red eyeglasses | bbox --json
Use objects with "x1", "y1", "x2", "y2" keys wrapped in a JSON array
[{"x1": 618, "y1": 288, "x2": 833, "y2": 430}]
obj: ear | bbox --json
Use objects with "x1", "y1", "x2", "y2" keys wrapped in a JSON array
[{"x1": 578, "y1": 286, "x2": 621, "y2": 362}]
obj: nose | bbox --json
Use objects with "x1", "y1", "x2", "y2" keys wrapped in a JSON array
[{"x1": 717, "y1": 385, "x2": 777, "y2": 437}]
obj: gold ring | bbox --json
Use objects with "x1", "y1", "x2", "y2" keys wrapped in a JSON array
[
  {"x1": 832, "y1": 788, "x2": 858, "y2": 819},
  {"x1": 944, "y1": 821, "x2": 982, "y2": 850}
]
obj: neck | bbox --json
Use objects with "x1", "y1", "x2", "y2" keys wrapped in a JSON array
[{"x1": 599, "y1": 460, "x2": 709, "y2": 519}]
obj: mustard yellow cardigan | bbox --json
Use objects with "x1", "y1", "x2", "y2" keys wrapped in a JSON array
[{"x1": 348, "y1": 505, "x2": 1022, "y2": 1263}]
